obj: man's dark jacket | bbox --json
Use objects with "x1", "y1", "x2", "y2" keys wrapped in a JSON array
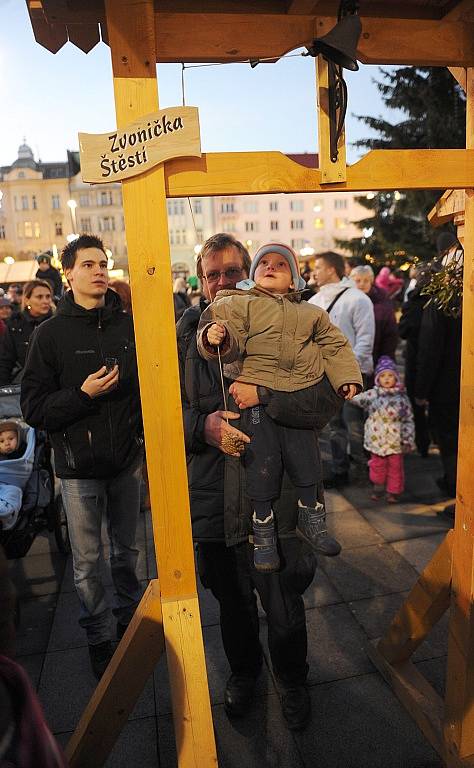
[
  {"x1": 368, "y1": 285, "x2": 398, "y2": 368},
  {"x1": 177, "y1": 300, "x2": 305, "y2": 546},
  {"x1": 36, "y1": 266, "x2": 63, "y2": 298},
  {"x1": 0, "y1": 310, "x2": 52, "y2": 385},
  {"x1": 398, "y1": 286, "x2": 426, "y2": 398},
  {"x1": 20, "y1": 289, "x2": 142, "y2": 479},
  {"x1": 414, "y1": 304, "x2": 462, "y2": 405}
]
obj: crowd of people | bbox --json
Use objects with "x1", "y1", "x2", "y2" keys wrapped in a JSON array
[{"x1": 0, "y1": 229, "x2": 462, "y2": 761}]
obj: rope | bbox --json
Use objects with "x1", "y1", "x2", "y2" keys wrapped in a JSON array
[{"x1": 181, "y1": 67, "x2": 229, "y2": 423}]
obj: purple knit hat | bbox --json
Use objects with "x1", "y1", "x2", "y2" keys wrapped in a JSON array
[{"x1": 374, "y1": 356, "x2": 399, "y2": 385}]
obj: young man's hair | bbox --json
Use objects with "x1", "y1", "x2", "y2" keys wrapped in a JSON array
[
  {"x1": 196, "y1": 233, "x2": 251, "y2": 281},
  {"x1": 61, "y1": 234, "x2": 106, "y2": 272},
  {"x1": 316, "y1": 251, "x2": 346, "y2": 280}
]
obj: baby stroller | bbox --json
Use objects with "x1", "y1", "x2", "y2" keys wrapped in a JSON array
[{"x1": 0, "y1": 386, "x2": 69, "y2": 559}]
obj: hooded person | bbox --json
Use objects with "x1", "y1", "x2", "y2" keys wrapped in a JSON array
[
  {"x1": 352, "y1": 356, "x2": 415, "y2": 502},
  {"x1": 197, "y1": 241, "x2": 363, "y2": 572},
  {"x1": 35, "y1": 252, "x2": 64, "y2": 300}
]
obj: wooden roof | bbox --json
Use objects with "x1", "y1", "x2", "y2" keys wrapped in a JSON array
[{"x1": 27, "y1": 0, "x2": 474, "y2": 64}]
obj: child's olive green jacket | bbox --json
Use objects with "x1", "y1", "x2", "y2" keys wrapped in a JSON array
[{"x1": 197, "y1": 286, "x2": 362, "y2": 394}]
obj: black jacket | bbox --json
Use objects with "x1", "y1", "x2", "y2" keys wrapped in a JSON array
[
  {"x1": 414, "y1": 304, "x2": 462, "y2": 405},
  {"x1": 20, "y1": 290, "x2": 142, "y2": 479},
  {"x1": 177, "y1": 299, "x2": 304, "y2": 546},
  {"x1": 35, "y1": 266, "x2": 63, "y2": 298},
  {"x1": 0, "y1": 309, "x2": 53, "y2": 385},
  {"x1": 398, "y1": 286, "x2": 426, "y2": 397}
]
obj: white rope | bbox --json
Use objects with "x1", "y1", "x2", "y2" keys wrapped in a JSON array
[{"x1": 181, "y1": 68, "x2": 229, "y2": 423}]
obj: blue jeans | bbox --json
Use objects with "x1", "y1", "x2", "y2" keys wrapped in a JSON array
[
  {"x1": 61, "y1": 452, "x2": 143, "y2": 645},
  {"x1": 328, "y1": 401, "x2": 366, "y2": 476}
]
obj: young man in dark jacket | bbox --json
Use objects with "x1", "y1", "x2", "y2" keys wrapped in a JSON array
[
  {"x1": 177, "y1": 233, "x2": 320, "y2": 731},
  {"x1": 21, "y1": 235, "x2": 143, "y2": 680}
]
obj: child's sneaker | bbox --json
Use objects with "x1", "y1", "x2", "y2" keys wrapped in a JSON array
[
  {"x1": 296, "y1": 501, "x2": 341, "y2": 557},
  {"x1": 252, "y1": 512, "x2": 280, "y2": 573},
  {"x1": 371, "y1": 484, "x2": 384, "y2": 501},
  {"x1": 386, "y1": 493, "x2": 398, "y2": 503}
]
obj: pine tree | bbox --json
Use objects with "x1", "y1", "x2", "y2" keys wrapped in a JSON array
[{"x1": 337, "y1": 67, "x2": 466, "y2": 265}]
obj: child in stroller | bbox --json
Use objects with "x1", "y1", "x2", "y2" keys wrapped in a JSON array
[
  {"x1": 0, "y1": 386, "x2": 67, "y2": 559},
  {"x1": 0, "y1": 419, "x2": 35, "y2": 531}
]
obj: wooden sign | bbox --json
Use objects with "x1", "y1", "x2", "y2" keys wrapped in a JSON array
[{"x1": 79, "y1": 106, "x2": 201, "y2": 183}]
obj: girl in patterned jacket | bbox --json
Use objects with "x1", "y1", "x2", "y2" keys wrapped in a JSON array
[{"x1": 352, "y1": 356, "x2": 415, "y2": 502}]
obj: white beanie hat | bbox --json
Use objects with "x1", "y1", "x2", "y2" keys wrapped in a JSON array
[{"x1": 250, "y1": 243, "x2": 306, "y2": 291}]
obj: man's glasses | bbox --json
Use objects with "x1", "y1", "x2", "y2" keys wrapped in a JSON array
[{"x1": 204, "y1": 267, "x2": 243, "y2": 284}]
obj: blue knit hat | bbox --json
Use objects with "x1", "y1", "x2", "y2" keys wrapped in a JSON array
[
  {"x1": 374, "y1": 356, "x2": 399, "y2": 385},
  {"x1": 249, "y1": 243, "x2": 306, "y2": 291}
]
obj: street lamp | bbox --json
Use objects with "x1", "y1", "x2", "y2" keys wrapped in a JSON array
[
  {"x1": 4, "y1": 256, "x2": 15, "y2": 265},
  {"x1": 105, "y1": 248, "x2": 114, "y2": 270},
  {"x1": 67, "y1": 199, "x2": 78, "y2": 237},
  {"x1": 299, "y1": 246, "x2": 315, "y2": 259}
]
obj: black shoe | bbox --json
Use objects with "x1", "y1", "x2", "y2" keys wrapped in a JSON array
[
  {"x1": 89, "y1": 640, "x2": 114, "y2": 681},
  {"x1": 324, "y1": 472, "x2": 349, "y2": 489},
  {"x1": 280, "y1": 685, "x2": 311, "y2": 731},
  {"x1": 296, "y1": 502, "x2": 341, "y2": 557},
  {"x1": 252, "y1": 513, "x2": 280, "y2": 573},
  {"x1": 224, "y1": 673, "x2": 257, "y2": 718},
  {"x1": 116, "y1": 622, "x2": 128, "y2": 641}
]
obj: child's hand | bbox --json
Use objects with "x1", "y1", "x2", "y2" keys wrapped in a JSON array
[
  {"x1": 339, "y1": 383, "x2": 358, "y2": 400},
  {"x1": 207, "y1": 323, "x2": 227, "y2": 346}
]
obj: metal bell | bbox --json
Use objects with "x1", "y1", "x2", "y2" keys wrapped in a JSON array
[{"x1": 310, "y1": 14, "x2": 362, "y2": 71}]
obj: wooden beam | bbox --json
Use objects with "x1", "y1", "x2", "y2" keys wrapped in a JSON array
[
  {"x1": 444, "y1": 66, "x2": 474, "y2": 762},
  {"x1": 286, "y1": 0, "x2": 321, "y2": 13},
  {"x1": 377, "y1": 530, "x2": 453, "y2": 664},
  {"x1": 104, "y1": 1, "x2": 217, "y2": 766},
  {"x1": 163, "y1": 148, "x2": 474, "y2": 197},
  {"x1": 428, "y1": 189, "x2": 466, "y2": 227},
  {"x1": 316, "y1": 56, "x2": 346, "y2": 184},
  {"x1": 449, "y1": 67, "x2": 467, "y2": 92},
  {"x1": 367, "y1": 644, "x2": 447, "y2": 763},
  {"x1": 443, "y1": 0, "x2": 474, "y2": 22},
  {"x1": 66, "y1": 580, "x2": 165, "y2": 767}
]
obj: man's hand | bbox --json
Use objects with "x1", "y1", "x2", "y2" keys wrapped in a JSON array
[
  {"x1": 207, "y1": 323, "x2": 227, "y2": 347},
  {"x1": 81, "y1": 366, "x2": 119, "y2": 399},
  {"x1": 339, "y1": 383, "x2": 358, "y2": 400},
  {"x1": 204, "y1": 410, "x2": 251, "y2": 457},
  {"x1": 229, "y1": 381, "x2": 260, "y2": 409}
]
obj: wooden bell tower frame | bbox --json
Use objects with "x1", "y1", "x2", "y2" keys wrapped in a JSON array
[{"x1": 24, "y1": 1, "x2": 474, "y2": 766}]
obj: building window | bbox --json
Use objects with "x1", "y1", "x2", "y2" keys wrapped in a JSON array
[
  {"x1": 99, "y1": 216, "x2": 115, "y2": 232},
  {"x1": 18, "y1": 171, "x2": 25, "y2": 179},
  {"x1": 80, "y1": 217, "x2": 92, "y2": 233},
  {"x1": 313, "y1": 202, "x2": 323, "y2": 213},
  {"x1": 79, "y1": 193, "x2": 90, "y2": 207},
  {"x1": 14, "y1": 197, "x2": 18, "y2": 211},
  {"x1": 335, "y1": 217, "x2": 349, "y2": 229},
  {"x1": 244, "y1": 201, "x2": 258, "y2": 214},
  {"x1": 314, "y1": 218, "x2": 325, "y2": 229},
  {"x1": 220, "y1": 202, "x2": 235, "y2": 214},
  {"x1": 290, "y1": 220, "x2": 304, "y2": 230},
  {"x1": 269, "y1": 201, "x2": 278, "y2": 212},
  {"x1": 21, "y1": 195, "x2": 28, "y2": 210},
  {"x1": 34, "y1": 222, "x2": 40, "y2": 238},
  {"x1": 99, "y1": 191, "x2": 113, "y2": 206},
  {"x1": 55, "y1": 221, "x2": 63, "y2": 236},
  {"x1": 195, "y1": 229, "x2": 203, "y2": 244},
  {"x1": 245, "y1": 221, "x2": 258, "y2": 232},
  {"x1": 174, "y1": 229, "x2": 187, "y2": 245},
  {"x1": 52, "y1": 195, "x2": 60, "y2": 209},
  {"x1": 222, "y1": 220, "x2": 236, "y2": 233},
  {"x1": 16, "y1": 222, "x2": 22, "y2": 238},
  {"x1": 291, "y1": 238, "x2": 305, "y2": 249},
  {"x1": 0, "y1": 225, "x2": 5, "y2": 239},
  {"x1": 290, "y1": 200, "x2": 303, "y2": 212},
  {"x1": 193, "y1": 199, "x2": 202, "y2": 215},
  {"x1": 270, "y1": 221, "x2": 279, "y2": 231},
  {"x1": 334, "y1": 199, "x2": 348, "y2": 210},
  {"x1": 24, "y1": 221, "x2": 33, "y2": 238},
  {"x1": 32, "y1": 195, "x2": 37, "y2": 210}
]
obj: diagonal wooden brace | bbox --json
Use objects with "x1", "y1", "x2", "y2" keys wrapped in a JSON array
[
  {"x1": 66, "y1": 580, "x2": 166, "y2": 768},
  {"x1": 377, "y1": 530, "x2": 453, "y2": 664}
]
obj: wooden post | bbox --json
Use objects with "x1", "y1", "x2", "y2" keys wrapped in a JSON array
[
  {"x1": 316, "y1": 56, "x2": 347, "y2": 183},
  {"x1": 444, "y1": 67, "x2": 474, "y2": 763},
  {"x1": 102, "y1": 1, "x2": 217, "y2": 766}
]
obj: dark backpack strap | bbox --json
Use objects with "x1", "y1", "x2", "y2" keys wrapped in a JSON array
[{"x1": 326, "y1": 286, "x2": 351, "y2": 315}]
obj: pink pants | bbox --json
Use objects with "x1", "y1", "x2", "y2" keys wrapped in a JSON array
[{"x1": 368, "y1": 453, "x2": 404, "y2": 494}]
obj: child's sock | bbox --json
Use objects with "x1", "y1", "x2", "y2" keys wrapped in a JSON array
[
  {"x1": 295, "y1": 486, "x2": 317, "y2": 508},
  {"x1": 253, "y1": 500, "x2": 273, "y2": 522}
]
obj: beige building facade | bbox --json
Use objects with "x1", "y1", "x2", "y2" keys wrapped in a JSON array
[{"x1": 0, "y1": 145, "x2": 369, "y2": 278}]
